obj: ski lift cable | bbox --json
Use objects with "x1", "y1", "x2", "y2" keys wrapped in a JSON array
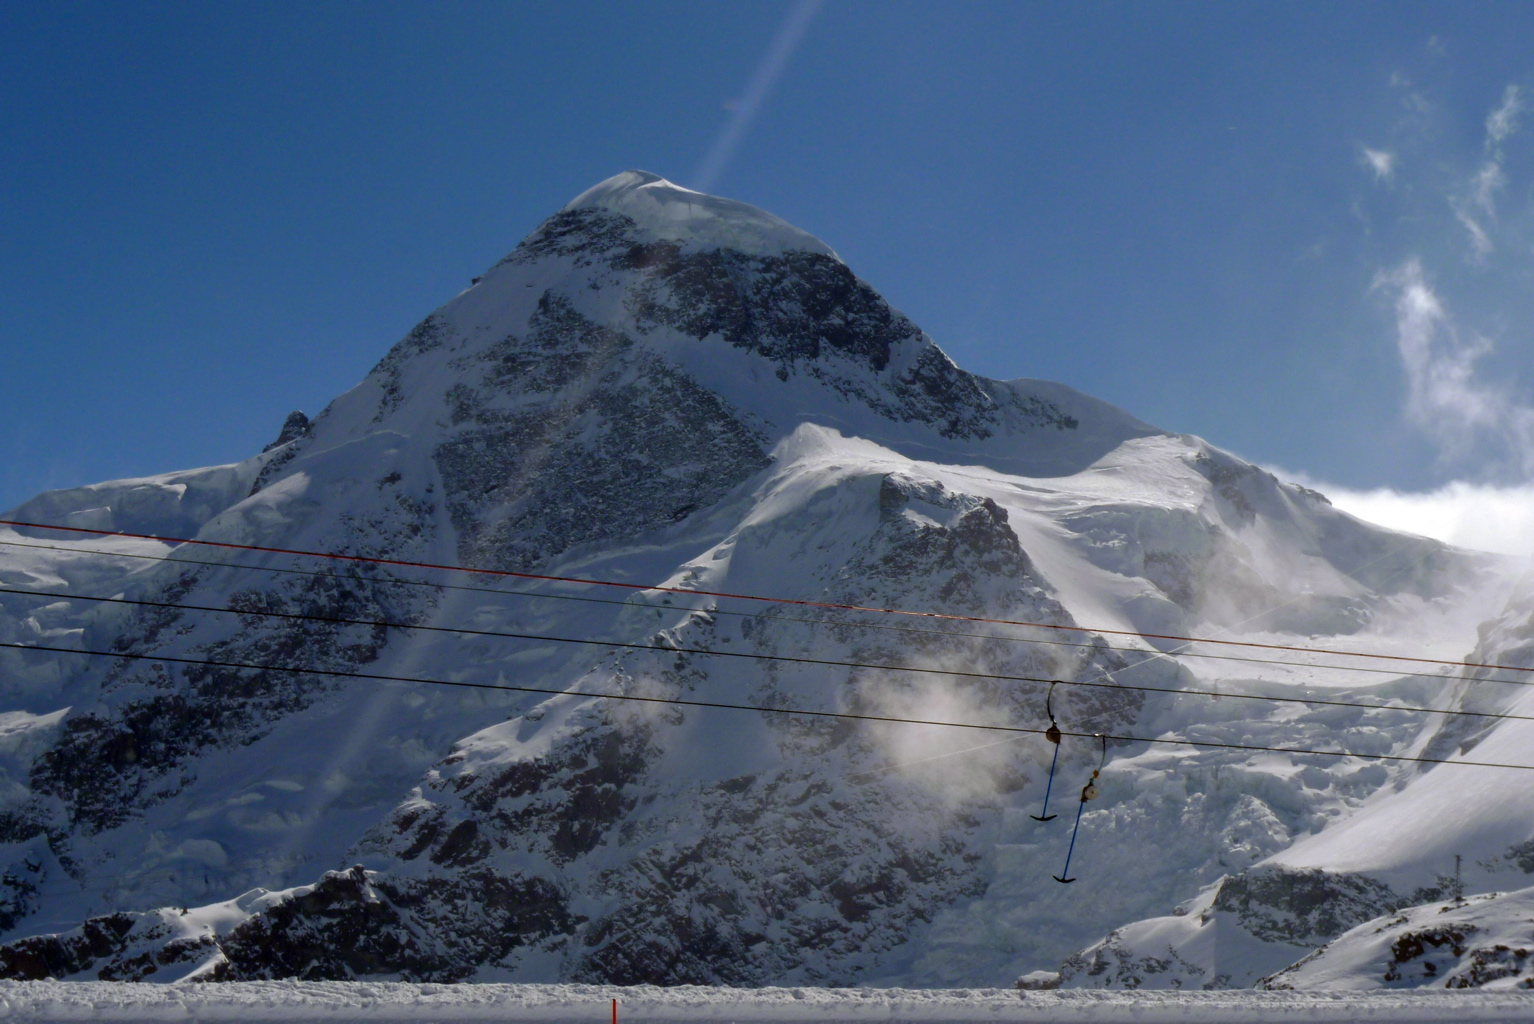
[
  {"x1": 0, "y1": 559, "x2": 1519, "y2": 906},
  {"x1": 0, "y1": 538, "x2": 1517, "y2": 688},
  {"x1": 2, "y1": 519, "x2": 1526, "y2": 677},
  {"x1": 1030, "y1": 682, "x2": 1062, "y2": 821},
  {"x1": 3, "y1": 641, "x2": 1534, "y2": 773},
  {"x1": 0, "y1": 539, "x2": 1500, "y2": 896},
  {"x1": 1, "y1": 583, "x2": 1531, "y2": 725},
  {"x1": 846, "y1": 734, "x2": 1030, "y2": 782},
  {"x1": 853, "y1": 658, "x2": 1450, "y2": 786}
]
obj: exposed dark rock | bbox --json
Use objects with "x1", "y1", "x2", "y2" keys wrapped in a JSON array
[
  {"x1": 262, "y1": 411, "x2": 311, "y2": 453},
  {"x1": 1385, "y1": 925, "x2": 1473, "y2": 983},
  {"x1": 497, "y1": 208, "x2": 641, "y2": 270},
  {"x1": 433, "y1": 296, "x2": 770, "y2": 572},
  {"x1": 1446, "y1": 943, "x2": 1534, "y2": 989},
  {"x1": 1210, "y1": 866, "x2": 1404, "y2": 946},
  {"x1": 0, "y1": 866, "x2": 576, "y2": 982},
  {"x1": 1505, "y1": 840, "x2": 1534, "y2": 874},
  {"x1": 1059, "y1": 935, "x2": 1219, "y2": 991},
  {"x1": 372, "y1": 314, "x2": 452, "y2": 421}
]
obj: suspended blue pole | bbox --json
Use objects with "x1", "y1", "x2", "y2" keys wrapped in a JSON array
[
  {"x1": 1052, "y1": 795, "x2": 1087, "y2": 884},
  {"x1": 1053, "y1": 734, "x2": 1106, "y2": 883},
  {"x1": 1030, "y1": 743, "x2": 1060, "y2": 822},
  {"x1": 1032, "y1": 682, "x2": 1062, "y2": 822}
]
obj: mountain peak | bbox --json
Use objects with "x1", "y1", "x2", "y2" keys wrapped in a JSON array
[{"x1": 560, "y1": 170, "x2": 837, "y2": 259}]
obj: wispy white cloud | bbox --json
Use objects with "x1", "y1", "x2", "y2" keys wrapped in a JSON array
[
  {"x1": 1361, "y1": 146, "x2": 1395, "y2": 182},
  {"x1": 1357, "y1": 79, "x2": 1534, "y2": 480},
  {"x1": 1467, "y1": 160, "x2": 1507, "y2": 217},
  {"x1": 692, "y1": 0, "x2": 824, "y2": 193},
  {"x1": 1373, "y1": 258, "x2": 1534, "y2": 477},
  {"x1": 1451, "y1": 205, "x2": 1494, "y2": 259},
  {"x1": 1452, "y1": 84, "x2": 1522, "y2": 259},
  {"x1": 1486, "y1": 84, "x2": 1523, "y2": 147}
]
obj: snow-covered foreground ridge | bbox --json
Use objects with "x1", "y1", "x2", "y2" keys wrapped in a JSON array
[
  {"x1": 0, "y1": 170, "x2": 1531, "y2": 988},
  {"x1": 1264, "y1": 886, "x2": 1534, "y2": 990},
  {"x1": 4, "y1": 982, "x2": 1534, "y2": 1024}
]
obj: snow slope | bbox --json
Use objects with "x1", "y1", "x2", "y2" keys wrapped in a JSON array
[
  {"x1": 0, "y1": 171, "x2": 1521, "y2": 986},
  {"x1": 3, "y1": 981, "x2": 1534, "y2": 1023}
]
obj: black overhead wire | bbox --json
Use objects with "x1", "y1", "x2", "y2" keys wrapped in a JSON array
[
  {"x1": 3, "y1": 517, "x2": 1528, "y2": 677},
  {"x1": 0, "y1": 520, "x2": 1520, "y2": 899},
  {"x1": 2, "y1": 579, "x2": 1533, "y2": 732},
  {"x1": 4, "y1": 524, "x2": 1531, "y2": 773},
  {"x1": 1, "y1": 538, "x2": 1527, "y2": 690},
  {"x1": 1, "y1": 547, "x2": 1529, "y2": 901},
  {"x1": 3, "y1": 639, "x2": 1532, "y2": 772}
]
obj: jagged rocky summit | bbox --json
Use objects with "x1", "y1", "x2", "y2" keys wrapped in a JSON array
[{"x1": 0, "y1": 171, "x2": 1525, "y2": 987}]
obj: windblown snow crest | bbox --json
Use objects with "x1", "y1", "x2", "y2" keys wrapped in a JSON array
[{"x1": 0, "y1": 172, "x2": 1519, "y2": 986}]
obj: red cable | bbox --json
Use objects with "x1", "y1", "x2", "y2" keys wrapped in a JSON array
[{"x1": 1, "y1": 517, "x2": 1521, "y2": 675}]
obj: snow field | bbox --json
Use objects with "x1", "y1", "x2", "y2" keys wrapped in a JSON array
[{"x1": 3, "y1": 982, "x2": 1534, "y2": 1023}]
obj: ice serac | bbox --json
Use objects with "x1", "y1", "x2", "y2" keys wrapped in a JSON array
[
  {"x1": 0, "y1": 172, "x2": 1519, "y2": 985},
  {"x1": 1056, "y1": 568, "x2": 1534, "y2": 990}
]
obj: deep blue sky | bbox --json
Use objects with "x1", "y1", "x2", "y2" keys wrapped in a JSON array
[{"x1": 4, "y1": 1, "x2": 1533, "y2": 511}]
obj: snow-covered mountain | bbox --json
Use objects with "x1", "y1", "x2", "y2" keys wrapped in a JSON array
[{"x1": 0, "y1": 171, "x2": 1523, "y2": 985}]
